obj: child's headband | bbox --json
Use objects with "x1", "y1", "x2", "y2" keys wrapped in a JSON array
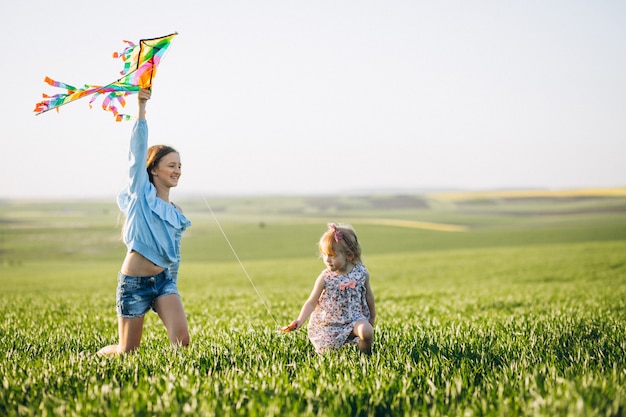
[{"x1": 329, "y1": 224, "x2": 357, "y2": 253}]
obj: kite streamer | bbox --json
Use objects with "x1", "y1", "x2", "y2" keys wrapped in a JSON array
[{"x1": 34, "y1": 33, "x2": 177, "y2": 121}]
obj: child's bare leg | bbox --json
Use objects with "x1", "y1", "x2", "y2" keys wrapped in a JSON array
[{"x1": 351, "y1": 319, "x2": 374, "y2": 355}]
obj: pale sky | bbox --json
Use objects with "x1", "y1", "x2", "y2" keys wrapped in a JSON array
[{"x1": 2, "y1": 1, "x2": 625, "y2": 199}]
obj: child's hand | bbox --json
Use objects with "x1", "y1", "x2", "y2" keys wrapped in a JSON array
[{"x1": 280, "y1": 321, "x2": 299, "y2": 332}]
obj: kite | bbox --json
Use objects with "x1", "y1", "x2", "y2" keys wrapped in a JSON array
[{"x1": 34, "y1": 32, "x2": 177, "y2": 122}]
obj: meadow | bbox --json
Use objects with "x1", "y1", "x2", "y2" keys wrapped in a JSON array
[{"x1": 1, "y1": 190, "x2": 625, "y2": 416}]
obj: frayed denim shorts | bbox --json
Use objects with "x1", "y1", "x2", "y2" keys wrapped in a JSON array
[{"x1": 116, "y1": 270, "x2": 180, "y2": 318}]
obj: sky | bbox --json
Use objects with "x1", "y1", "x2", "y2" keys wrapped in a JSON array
[{"x1": 2, "y1": 0, "x2": 625, "y2": 199}]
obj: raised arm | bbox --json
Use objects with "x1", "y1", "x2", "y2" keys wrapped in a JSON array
[
  {"x1": 125, "y1": 88, "x2": 151, "y2": 195},
  {"x1": 137, "y1": 88, "x2": 151, "y2": 120}
]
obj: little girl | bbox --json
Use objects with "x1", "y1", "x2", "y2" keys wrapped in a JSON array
[{"x1": 287, "y1": 223, "x2": 376, "y2": 354}]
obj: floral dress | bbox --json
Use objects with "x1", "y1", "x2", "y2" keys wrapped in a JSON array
[{"x1": 307, "y1": 263, "x2": 371, "y2": 353}]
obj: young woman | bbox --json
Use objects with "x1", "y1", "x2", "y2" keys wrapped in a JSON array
[
  {"x1": 287, "y1": 223, "x2": 376, "y2": 355},
  {"x1": 97, "y1": 89, "x2": 192, "y2": 355}
]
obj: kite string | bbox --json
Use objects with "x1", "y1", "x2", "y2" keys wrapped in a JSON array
[{"x1": 201, "y1": 195, "x2": 280, "y2": 327}]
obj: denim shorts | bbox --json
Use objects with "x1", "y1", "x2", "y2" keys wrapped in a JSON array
[{"x1": 116, "y1": 270, "x2": 180, "y2": 318}]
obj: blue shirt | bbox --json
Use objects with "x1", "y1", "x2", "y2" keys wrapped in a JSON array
[{"x1": 117, "y1": 120, "x2": 191, "y2": 281}]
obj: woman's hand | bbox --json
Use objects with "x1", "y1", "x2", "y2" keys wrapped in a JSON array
[
  {"x1": 138, "y1": 88, "x2": 151, "y2": 103},
  {"x1": 137, "y1": 88, "x2": 151, "y2": 120}
]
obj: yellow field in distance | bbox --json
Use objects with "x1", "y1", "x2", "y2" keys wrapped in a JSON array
[
  {"x1": 428, "y1": 188, "x2": 626, "y2": 202},
  {"x1": 356, "y1": 218, "x2": 468, "y2": 232}
]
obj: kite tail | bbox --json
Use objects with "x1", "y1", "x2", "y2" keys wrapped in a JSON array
[{"x1": 34, "y1": 77, "x2": 139, "y2": 121}]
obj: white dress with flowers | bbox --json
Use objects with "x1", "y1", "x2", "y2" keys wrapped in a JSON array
[{"x1": 307, "y1": 263, "x2": 371, "y2": 353}]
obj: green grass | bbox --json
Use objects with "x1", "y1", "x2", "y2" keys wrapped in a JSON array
[{"x1": 1, "y1": 194, "x2": 625, "y2": 416}]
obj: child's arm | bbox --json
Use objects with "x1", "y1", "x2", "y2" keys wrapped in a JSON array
[
  {"x1": 289, "y1": 273, "x2": 325, "y2": 331},
  {"x1": 364, "y1": 271, "x2": 376, "y2": 326}
]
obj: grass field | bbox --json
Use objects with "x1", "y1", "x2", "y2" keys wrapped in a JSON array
[{"x1": 1, "y1": 190, "x2": 625, "y2": 416}]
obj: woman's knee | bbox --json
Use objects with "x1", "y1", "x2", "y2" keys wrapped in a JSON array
[{"x1": 175, "y1": 331, "x2": 190, "y2": 347}]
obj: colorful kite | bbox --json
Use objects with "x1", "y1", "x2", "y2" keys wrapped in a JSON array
[{"x1": 34, "y1": 33, "x2": 177, "y2": 121}]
